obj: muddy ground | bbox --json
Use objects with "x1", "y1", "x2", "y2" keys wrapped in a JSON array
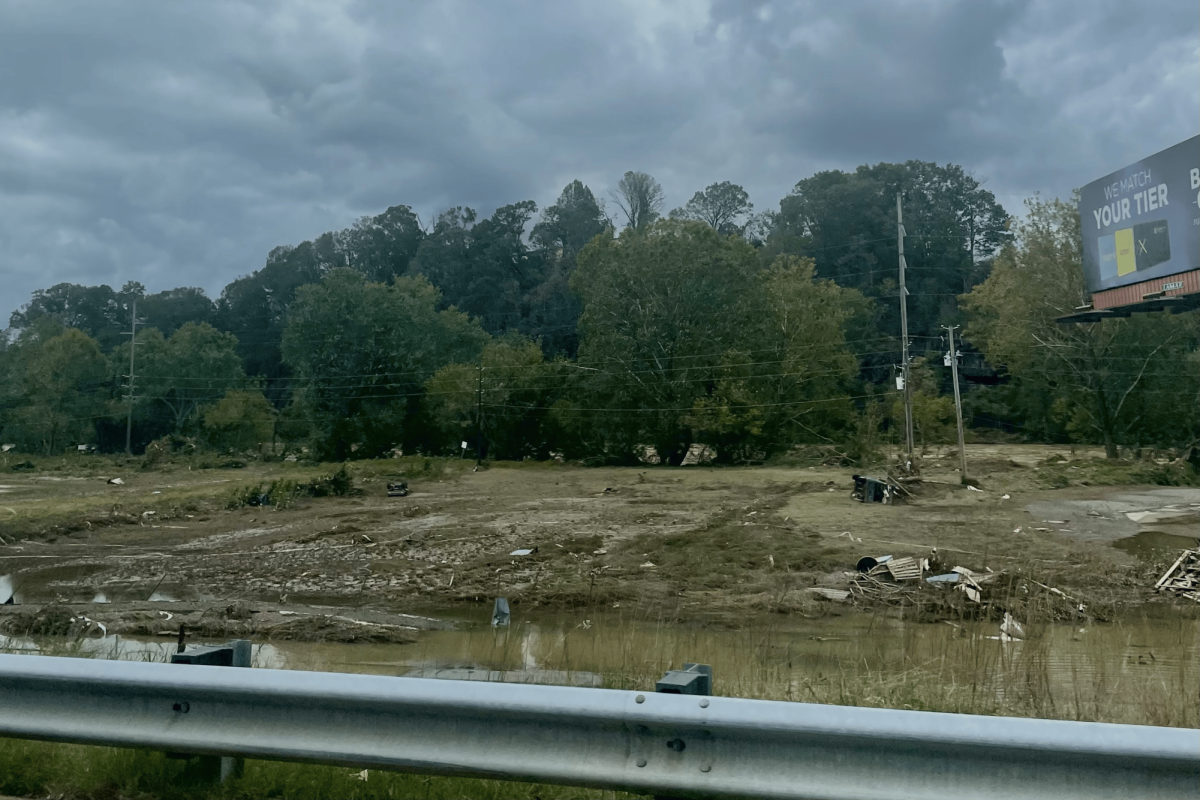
[{"x1": 1, "y1": 445, "x2": 1197, "y2": 642}]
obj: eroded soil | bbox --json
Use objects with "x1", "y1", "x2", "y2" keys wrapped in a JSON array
[{"x1": 2, "y1": 445, "x2": 1196, "y2": 642}]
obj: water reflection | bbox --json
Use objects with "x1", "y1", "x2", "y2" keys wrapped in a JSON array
[{"x1": 3, "y1": 609, "x2": 1196, "y2": 725}]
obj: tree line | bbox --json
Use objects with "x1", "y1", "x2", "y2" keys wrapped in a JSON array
[{"x1": 2, "y1": 162, "x2": 1196, "y2": 462}]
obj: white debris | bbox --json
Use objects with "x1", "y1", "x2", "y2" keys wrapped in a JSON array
[
  {"x1": 107, "y1": 477, "x2": 125, "y2": 485},
  {"x1": 967, "y1": 485, "x2": 983, "y2": 492}
]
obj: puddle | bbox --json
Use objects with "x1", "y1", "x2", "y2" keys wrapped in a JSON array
[
  {"x1": 1113, "y1": 530, "x2": 1200, "y2": 560},
  {"x1": 3, "y1": 608, "x2": 1195, "y2": 724}
]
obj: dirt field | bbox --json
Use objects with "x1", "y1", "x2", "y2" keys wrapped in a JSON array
[{"x1": 2, "y1": 445, "x2": 1198, "y2": 641}]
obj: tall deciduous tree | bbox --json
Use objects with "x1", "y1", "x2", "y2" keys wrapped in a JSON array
[
  {"x1": 527, "y1": 180, "x2": 610, "y2": 358},
  {"x1": 281, "y1": 268, "x2": 488, "y2": 460},
  {"x1": 139, "y1": 287, "x2": 216, "y2": 337},
  {"x1": 569, "y1": 220, "x2": 763, "y2": 464},
  {"x1": 610, "y1": 171, "x2": 665, "y2": 231},
  {"x1": 669, "y1": 181, "x2": 753, "y2": 236},
  {"x1": 423, "y1": 337, "x2": 560, "y2": 460},
  {"x1": 768, "y1": 161, "x2": 1010, "y2": 345},
  {"x1": 8, "y1": 282, "x2": 142, "y2": 352},
  {"x1": 128, "y1": 322, "x2": 247, "y2": 434},
  {"x1": 0, "y1": 326, "x2": 108, "y2": 453},
  {"x1": 408, "y1": 202, "x2": 544, "y2": 337},
  {"x1": 961, "y1": 196, "x2": 1199, "y2": 456}
]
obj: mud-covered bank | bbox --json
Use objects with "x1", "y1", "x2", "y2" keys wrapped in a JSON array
[{"x1": 1, "y1": 447, "x2": 1197, "y2": 631}]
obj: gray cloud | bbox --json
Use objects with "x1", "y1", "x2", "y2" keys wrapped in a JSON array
[{"x1": 1, "y1": 0, "x2": 1196, "y2": 319}]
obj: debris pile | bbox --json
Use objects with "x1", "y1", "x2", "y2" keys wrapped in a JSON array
[
  {"x1": 1155, "y1": 548, "x2": 1200, "y2": 603},
  {"x1": 851, "y1": 475, "x2": 904, "y2": 504},
  {"x1": 847, "y1": 550, "x2": 1087, "y2": 623}
]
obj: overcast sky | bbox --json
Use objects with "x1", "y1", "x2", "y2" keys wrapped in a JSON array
[{"x1": 1, "y1": 0, "x2": 1196, "y2": 319}]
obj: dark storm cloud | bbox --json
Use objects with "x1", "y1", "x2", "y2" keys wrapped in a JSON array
[{"x1": 1, "y1": 0, "x2": 1196, "y2": 320}]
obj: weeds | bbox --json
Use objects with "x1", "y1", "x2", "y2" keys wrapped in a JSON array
[{"x1": 227, "y1": 465, "x2": 359, "y2": 510}]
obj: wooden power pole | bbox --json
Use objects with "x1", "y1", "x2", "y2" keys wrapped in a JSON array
[
  {"x1": 944, "y1": 325, "x2": 968, "y2": 482},
  {"x1": 124, "y1": 299, "x2": 139, "y2": 455},
  {"x1": 897, "y1": 194, "x2": 914, "y2": 463}
]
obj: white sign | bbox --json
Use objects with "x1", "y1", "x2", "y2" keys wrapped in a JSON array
[{"x1": 461, "y1": 441, "x2": 469, "y2": 450}]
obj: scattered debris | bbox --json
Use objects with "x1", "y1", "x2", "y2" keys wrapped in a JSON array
[
  {"x1": 1000, "y1": 612, "x2": 1025, "y2": 641},
  {"x1": 491, "y1": 597, "x2": 511, "y2": 627},
  {"x1": 1154, "y1": 548, "x2": 1200, "y2": 603},
  {"x1": 510, "y1": 548, "x2": 537, "y2": 557},
  {"x1": 855, "y1": 555, "x2": 892, "y2": 572},
  {"x1": 387, "y1": 481, "x2": 409, "y2": 497},
  {"x1": 1001, "y1": 494, "x2": 1011, "y2": 500},
  {"x1": 884, "y1": 556, "x2": 922, "y2": 581},
  {"x1": 10, "y1": 460, "x2": 35, "y2": 472},
  {"x1": 352, "y1": 769, "x2": 369, "y2": 781},
  {"x1": 107, "y1": 477, "x2": 125, "y2": 485},
  {"x1": 851, "y1": 475, "x2": 897, "y2": 504},
  {"x1": 592, "y1": 549, "x2": 607, "y2": 555},
  {"x1": 640, "y1": 561, "x2": 657, "y2": 569},
  {"x1": 967, "y1": 485, "x2": 983, "y2": 492},
  {"x1": 805, "y1": 587, "x2": 851, "y2": 603}
]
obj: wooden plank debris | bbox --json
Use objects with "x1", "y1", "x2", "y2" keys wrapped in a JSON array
[
  {"x1": 884, "y1": 557, "x2": 922, "y2": 581},
  {"x1": 1155, "y1": 548, "x2": 1200, "y2": 603}
]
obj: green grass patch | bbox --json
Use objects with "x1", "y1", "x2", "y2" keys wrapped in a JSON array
[
  {"x1": 0, "y1": 739, "x2": 641, "y2": 800},
  {"x1": 1035, "y1": 457, "x2": 1200, "y2": 489}
]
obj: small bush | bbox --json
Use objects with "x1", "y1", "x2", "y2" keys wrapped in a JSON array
[{"x1": 226, "y1": 466, "x2": 358, "y2": 510}]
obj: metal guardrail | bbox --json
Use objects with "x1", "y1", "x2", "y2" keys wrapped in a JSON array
[{"x1": 0, "y1": 653, "x2": 1196, "y2": 799}]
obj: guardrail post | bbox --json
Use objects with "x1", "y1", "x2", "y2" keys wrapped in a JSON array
[
  {"x1": 655, "y1": 662, "x2": 712, "y2": 695},
  {"x1": 169, "y1": 639, "x2": 251, "y2": 783}
]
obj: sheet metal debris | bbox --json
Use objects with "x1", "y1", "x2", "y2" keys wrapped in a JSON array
[
  {"x1": 1154, "y1": 548, "x2": 1200, "y2": 603},
  {"x1": 851, "y1": 475, "x2": 898, "y2": 504}
]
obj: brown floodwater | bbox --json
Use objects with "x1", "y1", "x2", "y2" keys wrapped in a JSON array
[{"x1": 3, "y1": 606, "x2": 1196, "y2": 726}]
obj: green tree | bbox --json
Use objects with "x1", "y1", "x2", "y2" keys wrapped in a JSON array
[
  {"x1": 527, "y1": 180, "x2": 611, "y2": 358},
  {"x1": 201, "y1": 390, "x2": 276, "y2": 453},
  {"x1": 281, "y1": 268, "x2": 488, "y2": 460},
  {"x1": 570, "y1": 220, "x2": 764, "y2": 464},
  {"x1": 684, "y1": 256, "x2": 867, "y2": 461},
  {"x1": 126, "y1": 322, "x2": 247, "y2": 434},
  {"x1": 342, "y1": 204, "x2": 425, "y2": 284},
  {"x1": 669, "y1": 181, "x2": 753, "y2": 236},
  {"x1": 423, "y1": 337, "x2": 560, "y2": 460},
  {"x1": 768, "y1": 161, "x2": 1011, "y2": 347},
  {"x1": 0, "y1": 326, "x2": 109, "y2": 453},
  {"x1": 408, "y1": 202, "x2": 546, "y2": 337},
  {"x1": 961, "y1": 196, "x2": 1199, "y2": 457},
  {"x1": 8, "y1": 282, "x2": 142, "y2": 352},
  {"x1": 531, "y1": 180, "x2": 609, "y2": 263},
  {"x1": 139, "y1": 287, "x2": 216, "y2": 337}
]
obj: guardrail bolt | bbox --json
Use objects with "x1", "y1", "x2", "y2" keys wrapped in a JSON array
[
  {"x1": 168, "y1": 638, "x2": 251, "y2": 784},
  {"x1": 666, "y1": 738, "x2": 686, "y2": 752}
]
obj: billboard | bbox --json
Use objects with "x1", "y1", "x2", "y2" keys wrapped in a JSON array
[{"x1": 1079, "y1": 135, "x2": 1199, "y2": 295}]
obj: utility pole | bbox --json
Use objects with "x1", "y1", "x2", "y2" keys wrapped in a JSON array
[
  {"x1": 897, "y1": 194, "x2": 914, "y2": 463},
  {"x1": 124, "y1": 299, "x2": 139, "y2": 455},
  {"x1": 475, "y1": 358, "x2": 484, "y2": 466},
  {"x1": 944, "y1": 325, "x2": 968, "y2": 483}
]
